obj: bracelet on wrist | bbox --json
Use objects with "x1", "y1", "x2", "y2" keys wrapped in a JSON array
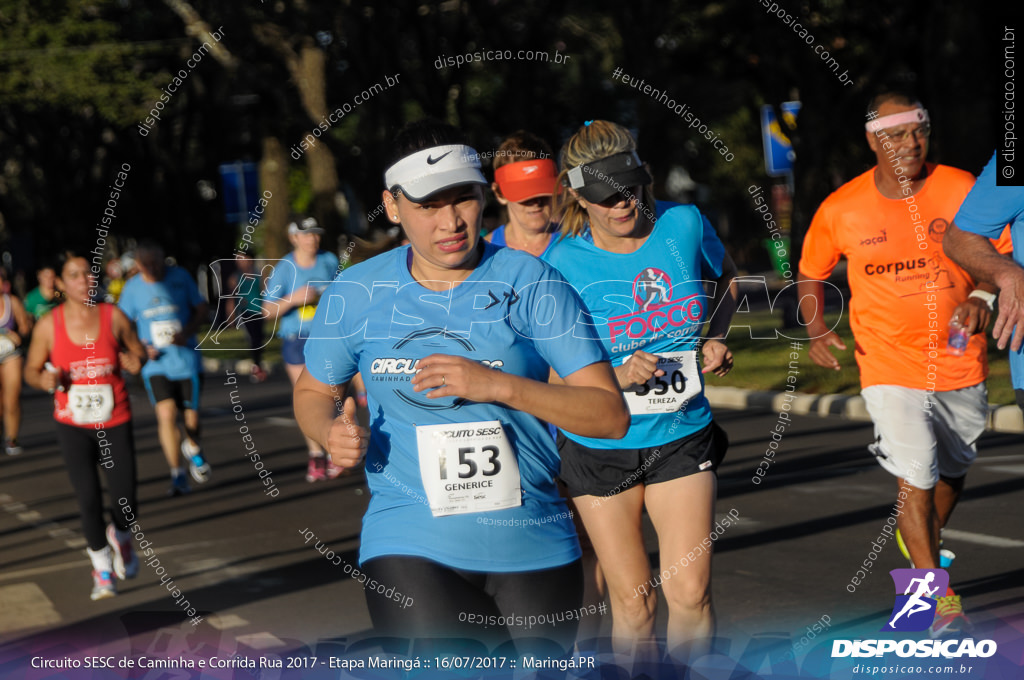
[{"x1": 968, "y1": 289, "x2": 996, "y2": 310}]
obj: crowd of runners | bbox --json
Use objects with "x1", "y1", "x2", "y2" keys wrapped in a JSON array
[{"x1": 3, "y1": 85, "x2": 1023, "y2": 669}]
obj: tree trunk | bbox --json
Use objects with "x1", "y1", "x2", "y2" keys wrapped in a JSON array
[
  {"x1": 261, "y1": 136, "x2": 290, "y2": 259},
  {"x1": 160, "y1": 0, "x2": 238, "y2": 69},
  {"x1": 295, "y1": 40, "x2": 342, "y2": 252}
]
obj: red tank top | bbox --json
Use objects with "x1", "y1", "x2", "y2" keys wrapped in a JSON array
[{"x1": 52, "y1": 303, "x2": 132, "y2": 428}]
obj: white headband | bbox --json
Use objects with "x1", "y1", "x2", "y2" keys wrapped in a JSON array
[
  {"x1": 383, "y1": 144, "x2": 486, "y2": 202},
  {"x1": 865, "y1": 108, "x2": 929, "y2": 133}
]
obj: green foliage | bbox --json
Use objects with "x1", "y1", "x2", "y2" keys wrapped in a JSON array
[
  {"x1": 288, "y1": 165, "x2": 313, "y2": 215},
  {"x1": 0, "y1": 0, "x2": 1004, "y2": 276},
  {"x1": 716, "y1": 309, "x2": 1016, "y2": 405},
  {"x1": 0, "y1": 0, "x2": 168, "y2": 123}
]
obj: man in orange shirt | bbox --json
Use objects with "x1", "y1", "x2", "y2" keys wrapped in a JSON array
[{"x1": 798, "y1": 89, "x2": 1008, "y2": 637}]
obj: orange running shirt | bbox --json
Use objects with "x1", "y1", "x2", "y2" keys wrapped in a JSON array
[{"x1": 800, "y1": 164, "x2": 1011, "y2": 391}]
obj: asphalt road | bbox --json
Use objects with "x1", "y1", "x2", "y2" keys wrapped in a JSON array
[{"x1": 0, "y1": 368, "x2": 1021, "y2": 679}]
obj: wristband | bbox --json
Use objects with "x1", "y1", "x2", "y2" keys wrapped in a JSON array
[{"x1": 968, "y1": 289, "x2": 996, "y2": 310}]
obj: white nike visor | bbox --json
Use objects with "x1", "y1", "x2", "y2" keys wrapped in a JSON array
[{"x1": 384, "y1": 144, "x2": 487, "y2": 202}]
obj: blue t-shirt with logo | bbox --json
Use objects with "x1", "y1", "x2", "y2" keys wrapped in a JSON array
[
  {"x1": 303, "y1": 241, "x2": 607, "y2": 572},
  {"x1": 118, "y1": 266, "x2": 203, "y2": 380},
  {"x1": 543, "y1": 202, "x2": 726, "y2": 449},
  {"x1": 953, "y1": 151, "x2": 1024, "y2": 389},
  {"x1": 264, "y1": 251, "x2": 340, "y2": 338}
]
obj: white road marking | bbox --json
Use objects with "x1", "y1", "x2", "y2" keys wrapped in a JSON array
[
  {"x1": 0, "y1": 493, "x2": 86, "y2": 550},
  {"x1": 236, "y1": 632, "x2": 286, "y2": 649},
  {"x1": 0, "y1": 538, "x2": 229, "y2": 583},
  {"x1": 0, "y1": 534, "x2": 276, "y2": 584},
  {"x1": 208, "y1": 614, "x2": 249, "y2": 630},
  {"x1": 984, "y1": 465, "x2": 1024, "y2": 475},
  {"x1": 942, "y1": 529, "x2": 1024, "y2": 548},
  {"x1": 266, "y1": 417, "x2": 295, "y2": 426},
  {"x1": 180, "y1": 557, "x2": 230, "y2": 572},
  {"x1": 0, "y1": 583, "x2": 62, "y2": 633},
  {"x1": 977, "y1": 454, "x2": 1024, "y2": 463},
  {"x1": 0, "y1": 558, "x2": 90, "y2": 582}
]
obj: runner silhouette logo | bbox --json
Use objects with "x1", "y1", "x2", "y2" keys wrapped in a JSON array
[
  {"x1": 882, "y1": 568, "x2": 949, "y2": 632},
  {"x1": 633, "y1": 267, "x2": 672, "y2": 312}
]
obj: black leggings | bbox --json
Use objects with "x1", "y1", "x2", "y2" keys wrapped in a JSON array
[
  {"x1": 56, "y1": 421, "x2": 137, "y2": 551},
  {"x1": 242, "y1": 317, "x2": 264, "y2": 365},
  {"x1": 362, "y1": 556, "x2": 583, "y2": 656}
]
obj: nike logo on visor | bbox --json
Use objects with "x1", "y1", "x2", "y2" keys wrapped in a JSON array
[{"x1": 426, "y1": 151, "x2": 452, "y2": 164}]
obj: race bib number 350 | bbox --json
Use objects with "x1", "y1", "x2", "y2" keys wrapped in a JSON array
[
  {"x1": 623, "y1": 350, "x2": 702, "y2": 414},
  {"x1": 416, "y1": 421, "x2": 522, "y2": 517}
]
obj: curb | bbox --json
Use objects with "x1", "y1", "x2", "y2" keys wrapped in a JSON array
[
  {"x1": 200, "y1": 357, "x2": 1024, "y2": 435},
  {"x1": 202, "y1": 356, "x2": 281, "y2": 378},
  {"x1": 705, "y1": 386, "x2": 1024, "y2": 434}
]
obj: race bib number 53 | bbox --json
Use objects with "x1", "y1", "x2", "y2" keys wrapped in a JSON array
[
  {"x1": 416, "y1": 421, "x2": 522, "y2": 517},
  {"x1": 623, "y1": 350, "x2": 702, "y2": 414}
]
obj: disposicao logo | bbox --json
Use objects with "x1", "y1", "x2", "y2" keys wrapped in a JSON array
[
  {"x1": 882, "y1": 568, "x2": 948, "y2": 632},
  {"x1": 831, "y1": 568, "x2": 998, "y2": 660}
]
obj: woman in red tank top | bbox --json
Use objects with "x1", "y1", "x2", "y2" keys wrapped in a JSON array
[{"x1": 24, "y1": 254, "x2": 148, "y2": 601}]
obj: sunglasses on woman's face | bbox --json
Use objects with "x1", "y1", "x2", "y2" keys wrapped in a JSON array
[{"x1": 594, "y1": 188, "x2": 639, "y2": 208}]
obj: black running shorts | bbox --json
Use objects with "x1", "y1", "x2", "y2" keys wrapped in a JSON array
[{"x1": 557, "y1": 420, "x2": 728, "y2": 498}]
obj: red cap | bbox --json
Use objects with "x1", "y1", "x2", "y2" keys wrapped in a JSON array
[{"x1": 494, "y1": 158, "x2": 558, "y2": 202}]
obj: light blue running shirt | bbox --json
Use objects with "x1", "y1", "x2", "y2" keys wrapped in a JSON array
[
  {"x1": 118, "y1": 266, "x2": 203, "y2": 380},
  {"x1": 543, "y1": 202, "x2": 726, "y2": 449},
  {"x1": 953, "y1": 152, "x2": 1024, "y2": 390},
  {"x1": 264, "y1": 251, "x2": 340, "y2": 338},
  {"x1": 304, "y1": 241, "x2": 607, "y2": 572}
]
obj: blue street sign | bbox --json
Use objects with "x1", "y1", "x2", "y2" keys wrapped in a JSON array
[
  {"x1": 761, "y1": 102, "x2": 801, "y2": 177},
  {"x1": 218, "y1": 162, "x2": 259, "y2": 224}
]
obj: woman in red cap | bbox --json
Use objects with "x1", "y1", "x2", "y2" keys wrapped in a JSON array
[
  {"x1": 486, "y1": 131, "x2": 560, "y2": 258},
  {"x1": 489, "y1": 130, "x2": 607, "y2": 646}
]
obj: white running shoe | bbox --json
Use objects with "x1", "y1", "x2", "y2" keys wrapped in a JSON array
[{"x1": 106, "y1": 524, "x2": 139, "y2": 580}]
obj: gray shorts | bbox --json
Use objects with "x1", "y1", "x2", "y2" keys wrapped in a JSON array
[{"x1": 861, "y1": 383, "x2": 987, "y2": 490}]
